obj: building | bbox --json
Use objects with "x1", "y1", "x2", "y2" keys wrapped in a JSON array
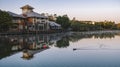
[
  {"x1": 20, "y1": 5, "x2": 50, "y2": 32},
  {"x1": 7, "y1": 11, "x2": 25, "y2": 32},
  {"x1": 7, "y1": 5, "x2": 61, "y2": 32},
  {"x1": 49, "y1": 21, "x2": 61, "y2": 30},
  {"x1": 80, "y1": 21, "x2": 95, "y2": 24}
]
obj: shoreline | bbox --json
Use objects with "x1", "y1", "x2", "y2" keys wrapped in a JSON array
[
  {"x1": 71, "y1": 30, "x2": 120, "y2": 35},
  {"x1": 0, "y1": 30, "x2": 120, "y2": 35},
  {"x1": 0, "y1": 30, "x2": 63, "y2": 35}
]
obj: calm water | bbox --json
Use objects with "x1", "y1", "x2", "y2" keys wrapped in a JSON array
[{"x1": 0, "y1": 31, "x2": 120, "y2": 67}]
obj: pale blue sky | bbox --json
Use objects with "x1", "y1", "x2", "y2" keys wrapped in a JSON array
[{"x1": 0, "y1": 0, "x2": 120, "y2": 23}]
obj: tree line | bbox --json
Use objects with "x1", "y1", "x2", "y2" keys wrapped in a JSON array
[
  {"x1": 70, "y1": 20, "x2": 119, "y2": 31},
  {"x1": 55, "y1": 15, "x2": 120, "y2": 31}
]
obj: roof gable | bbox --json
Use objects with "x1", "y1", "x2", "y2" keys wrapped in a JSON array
[{"x1": 21, "y1": 5, "x2": 34, "y2": 9}]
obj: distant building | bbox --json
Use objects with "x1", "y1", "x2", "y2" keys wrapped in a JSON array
[{"x1": 80, "y1": 21, "x2": 95, "y2": 24}]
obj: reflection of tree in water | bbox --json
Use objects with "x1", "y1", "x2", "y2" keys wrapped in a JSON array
[
  {"x1": 69, "y1": 32, "x2": 119, "y2": 42},
  {"x1": 0, "y1": 37, "x2": 20, "y2": 59},
  {"x1": 56, "y1": 37, "x2": 69, "y2": 48},
  {"x1": 69, "y1": 33, "x2": 93, "y2": 42},
  {"x1": 94, "y1": 33, "x2": 115, "y2": 39}
]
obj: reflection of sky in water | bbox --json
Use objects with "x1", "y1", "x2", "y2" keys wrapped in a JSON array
[
  {"x1": 0, "y1": 32, "x2": 120, "y2": 67},
  {"x1": 70, "y1": 36, "x2": 120, "y2": 50}
]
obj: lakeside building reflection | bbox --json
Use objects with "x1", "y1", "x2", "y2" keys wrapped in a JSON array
[
  {"x1": 0, "y1": 33, "x2": 66, "y2": 60},
  {"x1": 0, "y1": 32, "x2": 120, "y2": 60}
]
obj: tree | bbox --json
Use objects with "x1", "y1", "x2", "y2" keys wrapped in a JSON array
[
  {"x1": 48, "y1": 14, "x2": 57, "y2": 22},
  {"x1": 56, "y1": 15, "x2": 70, "y2": 29},
  {"x1": 94, "y1": 22, "x2": 104, "y2": 30},
  {"x1": 56, "y1": 37, "x2": 69, "y2": 48},
  {"x1": 71, "y1": 21, "x2": 95, "y2": 31},
  {"x1": 71, "y1": 21, "x2": 82, "y2": 31},
  {"x1": 94, "y1": 21, "x2": 115, "y2": 30},
  {"x1": 104, "y1": 21, "x2": 115, "y2": 29},
  {"x1": 0, "y1": 10, "x2": 13, "y2": 32},
  {"x1": 116, "y1": 23, "x2": 120, "y2": 29}
]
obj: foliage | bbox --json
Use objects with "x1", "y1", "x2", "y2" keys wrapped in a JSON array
[
  {"x1": 116, "y1": 23, "x2": 120, "y2": 29},
  {"x1": 56, "y1": 37, "x2": 69, "y2": 48},
  {"x1": 0, "y1": 10, "x2": 13, "y2": 31},
  {"x1": 94, "y1": 21, "x2": 115, "y2": 30},
  {"x1": 56, "y1": 15, "x2": 70, "y2": 29},
  {"x1": 71, "y1": 20, "x2": 117, "y2": 31},
  {"x1": 48, "y1": 16, "x2": 56, "y2": 22},
  {"x1": 71, "y1": 21, "x2": 95, "y2": 31}
]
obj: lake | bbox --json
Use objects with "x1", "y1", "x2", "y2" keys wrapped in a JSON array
[{"x1": 0, "y1": 31, "x2": 120, "y2": 67}]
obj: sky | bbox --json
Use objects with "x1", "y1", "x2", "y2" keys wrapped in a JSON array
[{"x1": 0, "y1": 0, "x2": 120, "y2": 23}]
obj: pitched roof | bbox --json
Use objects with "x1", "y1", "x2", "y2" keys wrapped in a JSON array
[
  {"x1": 49, "y1": 21, "x2": 61, "y2": 27},
  {"x1": 7, "y1": 11, "x2": 25, "y2": 18},
  {"x1": 24, "y1": 11, "x2": 48, "y2": 18},
  {"x1": 21, "y1": 5, "x2": 34, "y2": 9}
]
